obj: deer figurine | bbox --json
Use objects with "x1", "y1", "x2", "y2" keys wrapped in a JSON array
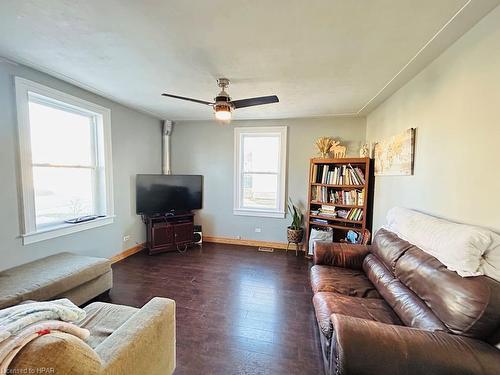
[{"x1": 330, "y1": 141, "x2": 347, "y2": 158}]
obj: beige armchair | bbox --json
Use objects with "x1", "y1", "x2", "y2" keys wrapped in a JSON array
[{"x1": 8, "y1": 297, "x2": 176, "y2": 375}]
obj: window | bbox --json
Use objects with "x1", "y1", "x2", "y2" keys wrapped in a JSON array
[
  {"x1": 15, "y1": 77, "x2": 114, "y2": 244},
  {"x1": 234, "y1": 127, "x2": 287, "y2": 218}
]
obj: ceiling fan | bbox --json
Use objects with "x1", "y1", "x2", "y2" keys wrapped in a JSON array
[{"x1": 161, "y1": 78, "x2": 279, "y2": 121}]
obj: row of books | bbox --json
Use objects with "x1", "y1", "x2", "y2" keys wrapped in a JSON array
[
  {"x1": 310, "y1": 206, "x2": 364, "y2": 222},
  {"x1": 311, "y1": 186, "x2": 329, "y2": 203},
  {"x1": 331, "y1": 189, "x2": 365, "y2": 206},
  {"x1": 312, "y1": 164, "x2": 366, "y2": 185},
  {"x1": 311, "y1": 187, "x2": 365, "y2": 206},
  {"x1": 337, "y1": 208, "x2": 363, "y2": 221}
]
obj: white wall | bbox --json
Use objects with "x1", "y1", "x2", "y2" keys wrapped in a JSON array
[
  {"x1": 366, "y1": 5, "x2": 500, "y2": 233},
  {"x1": 0, "y1": 61, "x2": 162, "y2": 271},
  {"x1": 171, "y1": 117, "x2": 366, "y2": 242}
]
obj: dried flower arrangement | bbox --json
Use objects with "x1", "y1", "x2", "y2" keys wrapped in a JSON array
[{"x1": 315, "y1": 137, "x2": 334, "y2": 158}]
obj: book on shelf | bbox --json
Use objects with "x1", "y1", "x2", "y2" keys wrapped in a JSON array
[
  {"x1": 318, "y1": 213, "x2": 337, "y2": 217},
  {"x1": 312, "y1": 163, "x2": 366, "y2": 186},
  {"x1": 321, "y1": 204, "x2": 336, "y2": 212},
  {"x1": 311, "y1": 164, "x2": 318, "y2": 183},
  {"x1": 317, "y1": 205, "x2": 337, "y2": 217},
  {"x1": 336, "y1": 209, "x2": 349, "y2": 219},
  {"x1": 311, "y1": 218, "x2": 329, "y2": 224}
]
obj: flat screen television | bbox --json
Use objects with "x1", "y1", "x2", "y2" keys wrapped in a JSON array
[{"x1": 136, "y1": 174, "x2": 203, "y2": 215}]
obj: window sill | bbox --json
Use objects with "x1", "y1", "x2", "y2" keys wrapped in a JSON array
[
  {"x1": 233, "y1": 209, "x2": 285, "y2": 219},
  {"x1": 22, "y1": 216, "x2": 115, "y2": 245}
]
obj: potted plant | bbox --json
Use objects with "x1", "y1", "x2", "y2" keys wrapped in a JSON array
[{"x1": 287, "y1": 198, "x2": 304, "y2": 243}]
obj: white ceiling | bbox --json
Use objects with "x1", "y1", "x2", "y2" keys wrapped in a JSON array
[{"x1": 0, "y1": 0, "x2": 498, "y2": 120}]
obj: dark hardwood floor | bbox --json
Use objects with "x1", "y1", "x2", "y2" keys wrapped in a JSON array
[{"x1": 103, "y1": 242, "x2": 324, "y2": 375}]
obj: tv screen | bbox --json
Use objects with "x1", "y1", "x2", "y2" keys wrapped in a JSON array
[{"x1": 136, "y1": 174, "x2": 203, "y2": 215}]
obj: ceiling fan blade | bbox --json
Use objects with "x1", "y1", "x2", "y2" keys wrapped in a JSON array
[
  {"x1": 161, "y1": 93, "x2": 213, "y2": 106},
  {"x1": 231, "y1": 95, "x2": 279, "y2": 109}
]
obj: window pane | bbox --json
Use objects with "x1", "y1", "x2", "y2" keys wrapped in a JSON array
[
  {"x1": 243, "y1": 173, "x2": 278, "y2": 209},
  {"x1": 33, "y1": 166, "x2": 94, "y2": 228},
  {"x1": 243, "y1": 135, "x2": 280, "y2": 173},
  {"x1": 29, "y1": 101, "x2": 94, "y2": 166}
]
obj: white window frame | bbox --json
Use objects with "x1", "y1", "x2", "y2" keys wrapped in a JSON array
[
  {"x1": 234, "y1": 126, "x2": 287, "y2": 218},
  {"x1": 15, "y1": 77, "x2": 114, "y2": 245}
]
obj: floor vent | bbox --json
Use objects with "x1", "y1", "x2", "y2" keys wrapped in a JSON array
[{"x1": 258, "y1": 247, "x2": 274, "y2": 253}]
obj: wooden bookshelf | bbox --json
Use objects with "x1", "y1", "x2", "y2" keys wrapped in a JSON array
[{"x1": 305, "y1": 157, "x2": 374, "y2": 249}]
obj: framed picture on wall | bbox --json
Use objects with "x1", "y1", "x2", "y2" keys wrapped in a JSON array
[{"x1": 374, "y1": 128, "x2": 416, "y2": 176}]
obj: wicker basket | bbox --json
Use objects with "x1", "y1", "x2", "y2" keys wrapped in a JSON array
[{"x1": 287, "y1": 227, "x2": 304, "y2": 243}]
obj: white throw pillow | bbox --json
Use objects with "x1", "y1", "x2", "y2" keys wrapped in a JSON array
[
  {"x1": 385, "y1": 207, "x2": 500, "y2": 282},
  {"x1": 480, "y1": 232, "x2": 500, "y2": 282}
]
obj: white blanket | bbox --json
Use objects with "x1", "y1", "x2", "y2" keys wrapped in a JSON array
[
  {"x1": 385, "y1": 207, "x2": 500, "y2": 281},
  {"x1": 0, "y1": 299, "x2": 90, "y2": 371},
  {"x1": 0, "y1": 299, "x2": 86, "y2": 341}
]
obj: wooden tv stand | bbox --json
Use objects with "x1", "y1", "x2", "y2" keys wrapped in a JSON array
[{"x1": 144, "y1": 212, "x2": 194, "y2": 255}]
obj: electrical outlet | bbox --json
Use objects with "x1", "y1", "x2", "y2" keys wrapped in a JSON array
[
  {"x1": 255, "y1": 228, "x2": 262, "y2": 233},
  {"x1": 123, "y1": 235, "x2": 130, "y2": 242}
]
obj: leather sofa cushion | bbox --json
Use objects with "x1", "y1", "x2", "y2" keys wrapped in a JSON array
[
  {"x1": 313, "y1": 292, "x2": 402, "y2": 339},
  {"x1": 383, "y1": 279, "x2": 448, "y2": 332},
  {"x1": 371, "y1": 228, "x2": 414, "y2": 275},
  {"x1": 310, "y1": 265, "x2": 380, "y2": 298},
  {"x1": 396, "y1": 247, "x2": 500, "y2": 341},
  {"x1": 314, "y1": 241, "x2": 369, "y2": 269},
  {"x1": 330, "y1": 314, "x2": 500, "y2": 375},
  {"x1": 364, "y1": 253, "x2": 447, "y2": 332},
  {"x1": 363, "y1": 254, "x2": 395, "y2": 290}
]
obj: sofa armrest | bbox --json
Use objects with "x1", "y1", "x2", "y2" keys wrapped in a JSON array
[
  {"x1": 330, "y1": 314, "x2": 500, "y2": 375},
  {"x1": 313, "y1": 242, "x2": 369, "y2": 269},
  {"x1": 95, "y1": 297, "x2": 176, "y2": 375},
  {"x1": 8, "y1": 331, "x2": 102, "y2": 375}
]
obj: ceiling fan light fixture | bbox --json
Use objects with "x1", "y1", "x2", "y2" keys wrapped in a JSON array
[
  {"x1": 214, "y1": 103, "x2": 232, "y2": 121},
  {"x1": 161, "y1": 77, "x2": 279, "y2": 124}
]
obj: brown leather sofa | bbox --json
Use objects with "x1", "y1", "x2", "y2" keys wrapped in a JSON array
[{"x1": 310, "y1": 228, "x2": 500, "y2": 375}]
